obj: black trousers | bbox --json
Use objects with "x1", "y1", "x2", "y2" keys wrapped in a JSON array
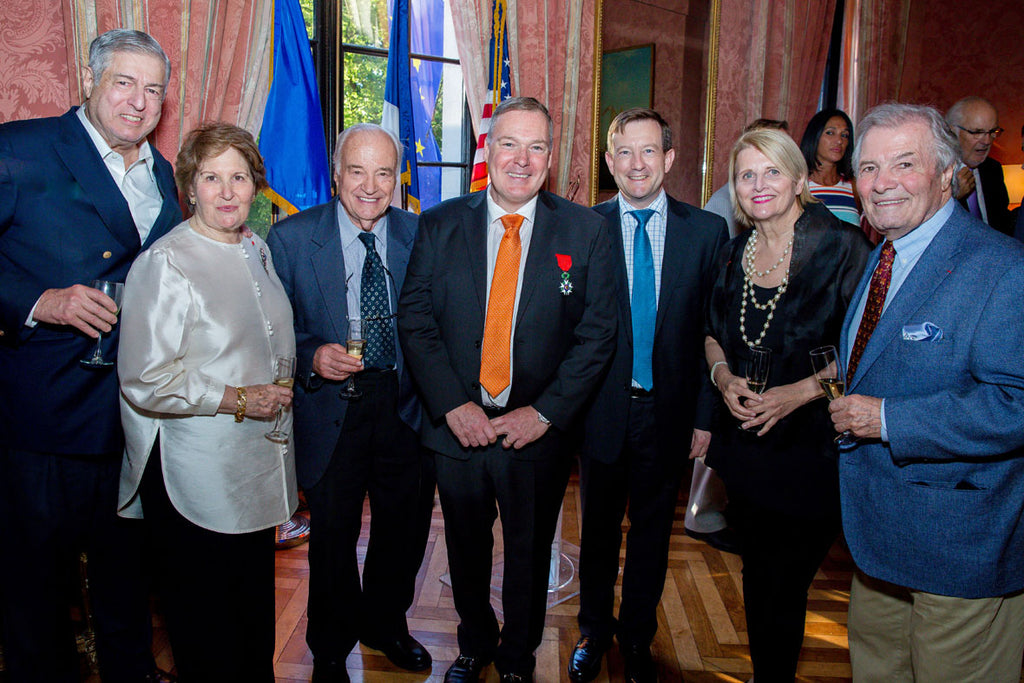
[
  {"x1": 139, "y1": 445, "x2": 277, "y2": 682},
  {"x1": 0, "y1": 448, "x2": 155, "y2": 683},
  {"x1": 304, "y1": 369, "x2": 434, "y2": 663},
  {"x1": 732, "y1": 494, "x2": 838, "y2": 683},
  {"x1": 435, "y1": 440, "x2": 571, "y2": 676},
  {"x1": 577, "y1": 394, "x2": 688, "y2": 647}
]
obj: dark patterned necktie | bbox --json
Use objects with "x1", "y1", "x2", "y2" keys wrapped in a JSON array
[
  {"x1": 847, "y1": 240, "x2": 895, "y2": 384},
  {"x1": 358, "y1": 232, "x2": 396, "y2": 368}
]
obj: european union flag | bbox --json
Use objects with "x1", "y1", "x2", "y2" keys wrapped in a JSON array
[{"x1": 259, "y1": 0, "x2": 331, "y2": 214}]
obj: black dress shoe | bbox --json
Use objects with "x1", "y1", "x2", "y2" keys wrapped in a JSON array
[
  {"x1": 567, "y1": 636, "x2": 608, "y2": 682},
  {"x1": 311, "y1": 659, "x2": 351, "y2": 683},
  {"x1": 443, "y1": 654, "x2": 489, "y2": 682},
  {"x1": 623, "y1": 643, "x2": 657, "y2": 683},
  {"x1": 684, "y1": 526, "x2": 742, "y2": 554},
  {"x1": 360, "y1": 633, "x2": 432, "y2": 671},
  {"x1": 144, "y1": 668, "x2": 178, "y2": 683}
]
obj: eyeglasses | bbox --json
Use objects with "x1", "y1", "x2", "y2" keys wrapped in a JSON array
[{"x1": 955, "y1": 125, "x2": 1004, "y2": 139}]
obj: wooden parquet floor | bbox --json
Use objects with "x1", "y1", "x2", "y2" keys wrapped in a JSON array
[{"x1": 154, "y1": 466, "x2": 856, "y2": 682}]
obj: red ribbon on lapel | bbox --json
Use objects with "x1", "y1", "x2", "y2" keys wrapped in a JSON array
[{"x1": 556, "y1": 253, "x2": 572, "y2": 271}]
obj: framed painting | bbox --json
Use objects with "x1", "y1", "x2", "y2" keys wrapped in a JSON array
[{"x1": 596, "y1": 44, "x2": 655, "y2": 192}]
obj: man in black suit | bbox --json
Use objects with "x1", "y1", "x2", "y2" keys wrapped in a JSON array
[
  {"x1": 267, "y1": 123, "x2": 434, "y2": 682},
  {"x1": 569, "y1": 108, "x2": 727, "y2": 683},
  {"x1": 0, "y1": 29, "x2": 180, "y2": 683},
  {"x1": 398, "y1": 97, "x2": 617, "y2": 683},
  {"x1": 946, "y1": 96, "x2": 1012, "y2": 235}
]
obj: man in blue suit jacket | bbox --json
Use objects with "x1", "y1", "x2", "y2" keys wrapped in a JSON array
[
  {"x1": 570, "y1": 108, "x2": 727, "y2": 683},
  {"x1": 830, "y1": 103, "x2": 1024, "y2": 682},
  {"x1": 0, "y1": 30, "x2": 181, "y2": 683},
  {"x1": 267, "y1": 123, "x2": 434, "y2": 682}
]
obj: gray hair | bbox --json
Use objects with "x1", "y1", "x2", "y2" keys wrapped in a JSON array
[
  {"x1": 854, "y1": 103, "x2": 960, "y2": 180},
  {"x1": 945, "y1": 96, "x2": 996, "y2": 128},
  {"x1": 491, "y1": 96, "x2": 554, "y2": 146},
  {"x1": 88, "y1": 29, "x2": 171, "y2": 97},
  {"x1": 333, "y1": 123, "x2": 404, "y2": 176}
]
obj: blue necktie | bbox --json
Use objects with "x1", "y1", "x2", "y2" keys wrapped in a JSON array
[
  {"x1": 358, "y1": 232, "x2": 396, "y2": 368},
  {"x1": 630, "y1": 209, "x2": 656, "y2": 391}
]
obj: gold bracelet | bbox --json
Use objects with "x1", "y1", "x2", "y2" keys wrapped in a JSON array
[{"x1": 234, "y1": 386, "x2": 247, "y2": 422}]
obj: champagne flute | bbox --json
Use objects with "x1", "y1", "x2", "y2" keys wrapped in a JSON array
[
  {"x1": 340, "y1": 317, "x2": 364, "y2": 400},
  {"x1": 740, "y1": 346, "x2": 771, "y2": 431},
  {"x1": 809, "y1": 345, "x2": 856, "y2": 448},
  {"x1": 80, "y1": 280, "x2": 125, "y2": 367},
  {"x1": 265, "y1": 356, "x2": 296, "y2": 443}
]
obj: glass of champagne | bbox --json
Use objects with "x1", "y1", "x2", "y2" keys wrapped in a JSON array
[
  {"x1": 740, "y1": 346, "x2": 771, "y2": 431},
  {"x1": 265, "y1": 356, "x2": 296, "y2": 443},
  {"x1": 340, "y1": 317, "x2": 364, "y2": 400},
  {"x1": 809, "y1": 345, "x2": 856, "y2": 448},
  {"x1": 80, "y1": 280, "x2": 125, "y2": 368}
]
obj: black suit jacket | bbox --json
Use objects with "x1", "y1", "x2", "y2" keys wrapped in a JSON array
[
  {"x1": 398, "y1": 189, "x2": 617, "y2": 460},
  {"x1": 581, "y1": 195, "x2": 728, "y2": 464},
  {"x1": 0, "y1": 108, "x2": 181, "y2": 455},
  {"x1": 959, "y1": 156, "x2": 1011, "y2": 235},
  {"x1": 267, "y1": 201, "x2": 421, "y2": 489}
]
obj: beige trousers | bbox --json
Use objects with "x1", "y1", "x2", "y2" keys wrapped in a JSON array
[{"x1": 848, "y1": 570, "x2": 1024, "y2": 682}]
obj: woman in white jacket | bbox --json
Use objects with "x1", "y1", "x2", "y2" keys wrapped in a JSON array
[{"x1": 118, "y1": 122, "x2": 296, "y2": 681}]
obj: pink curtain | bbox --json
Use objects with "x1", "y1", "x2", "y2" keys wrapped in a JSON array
[
  {"x1": 449, "y1": 0, "x2": 493, "y2": 136},
  {"x1": 840, "y1": 0, "x2": 910, "y2": 124},
  {"x1": 709, "y1": 0, "x2": 836, "y2": 187},
  {"x1": 449, "y1": 0, "x2": 598, "y2": 202}
]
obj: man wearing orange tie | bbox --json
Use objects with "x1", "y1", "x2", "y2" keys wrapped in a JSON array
[{"x1": 398, "y1": 97, "x2": 617, "y2": 683}]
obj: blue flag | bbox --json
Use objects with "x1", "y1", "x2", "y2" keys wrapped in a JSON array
[
  {"x1": 381, "y1": 0, "x2": 421, "y2": 213},
  {"x1": 260, "y1": 0, "x2": 331, "y2": 214}
]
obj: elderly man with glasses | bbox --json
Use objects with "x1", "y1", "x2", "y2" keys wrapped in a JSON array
[{"x1": 945, "y1": 96, "x2": 1012, "y2": 235}]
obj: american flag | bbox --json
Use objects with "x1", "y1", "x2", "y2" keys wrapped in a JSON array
[{"x1": 469, "y1": 0, "x2": 513, "y2": 192}]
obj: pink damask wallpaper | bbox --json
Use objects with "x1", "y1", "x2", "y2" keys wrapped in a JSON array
[
  {"x1": 0, "y1": 0, "x2": 72, "y2": 122},
  {"x1": 600, "y1": 0, "x2": 708, "y2": 205},
  {"x1": 899, "y1": 0, "x2": 1024, "y2": 166}
]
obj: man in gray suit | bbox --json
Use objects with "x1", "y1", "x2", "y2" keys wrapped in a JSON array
[
  {"x1": 831, "y1": 103, "x2": 1024, "y2": 681},
  {"x1": 268, "y1": 124, "x2": 434, "y2": 683}
]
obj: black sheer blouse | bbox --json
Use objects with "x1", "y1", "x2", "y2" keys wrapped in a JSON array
[{"x1": 705, "y1": 205, "x2": 872, "y2": 517}]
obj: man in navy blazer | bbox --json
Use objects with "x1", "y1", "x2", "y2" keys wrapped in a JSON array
[
  {"x1": 946, "y1": 96, "x2": 1012, "y2": 235},
  {"x1": 267, "y1": 123, "x2": 434, "y2": 682},
  {"x1": 398, "y1": 97, "x2": 617, "y2": 682},
  {"x1": 0, "y1": 29, "x2": 180, "y2": 682},
  {"x1": 831, "y1": 103, "x2": 1024, "y2": 682},
  {"x1": 569, "y1": 108, "x2": 727, "y2": 683}
]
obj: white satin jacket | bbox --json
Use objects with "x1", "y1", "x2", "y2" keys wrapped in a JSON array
[{"x1": 117, "y1": 221, "x2": 298, "y2": 533}]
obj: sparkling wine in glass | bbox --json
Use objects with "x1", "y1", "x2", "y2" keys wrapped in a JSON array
[
  {"x1": 80, "y1": 280, "x2": 124, "y2": 368},
  {"x1": 340, "y1": 317, "x2": 364, "y2": 400},
  {"x1": 740, "y1": 346, "x2": 771, "y2": 431},
  {"x1": 265, "y1": 355, "x2": 296, "y2": 443},
  {"x1": 809, "y1": 345, "x2": 856, "y2": 447}
]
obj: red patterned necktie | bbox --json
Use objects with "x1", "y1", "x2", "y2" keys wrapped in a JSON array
[
  {"x1": 480, "y1": 214, "x2": 523, "y2": 397},
  {"x1": 847, "y1": 240, "x2": 896, "y2": 384}
]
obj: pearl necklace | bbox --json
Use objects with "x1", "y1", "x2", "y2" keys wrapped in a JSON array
[{"x1": 739, "y1": 229, "x2": 793, "y2": 347}]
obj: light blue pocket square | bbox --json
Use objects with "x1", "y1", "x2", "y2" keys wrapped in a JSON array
[{"x1": 902, "y1": 322, "x2": 943, "y2": 342}]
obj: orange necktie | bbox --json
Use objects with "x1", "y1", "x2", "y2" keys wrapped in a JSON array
[{"x1": 480, "y1": 214, "x2": 523, "y2": 397}]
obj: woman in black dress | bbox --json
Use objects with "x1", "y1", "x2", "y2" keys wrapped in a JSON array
[{"x1": 704, "y1": 128, "x2": 870, "y2": 682}]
